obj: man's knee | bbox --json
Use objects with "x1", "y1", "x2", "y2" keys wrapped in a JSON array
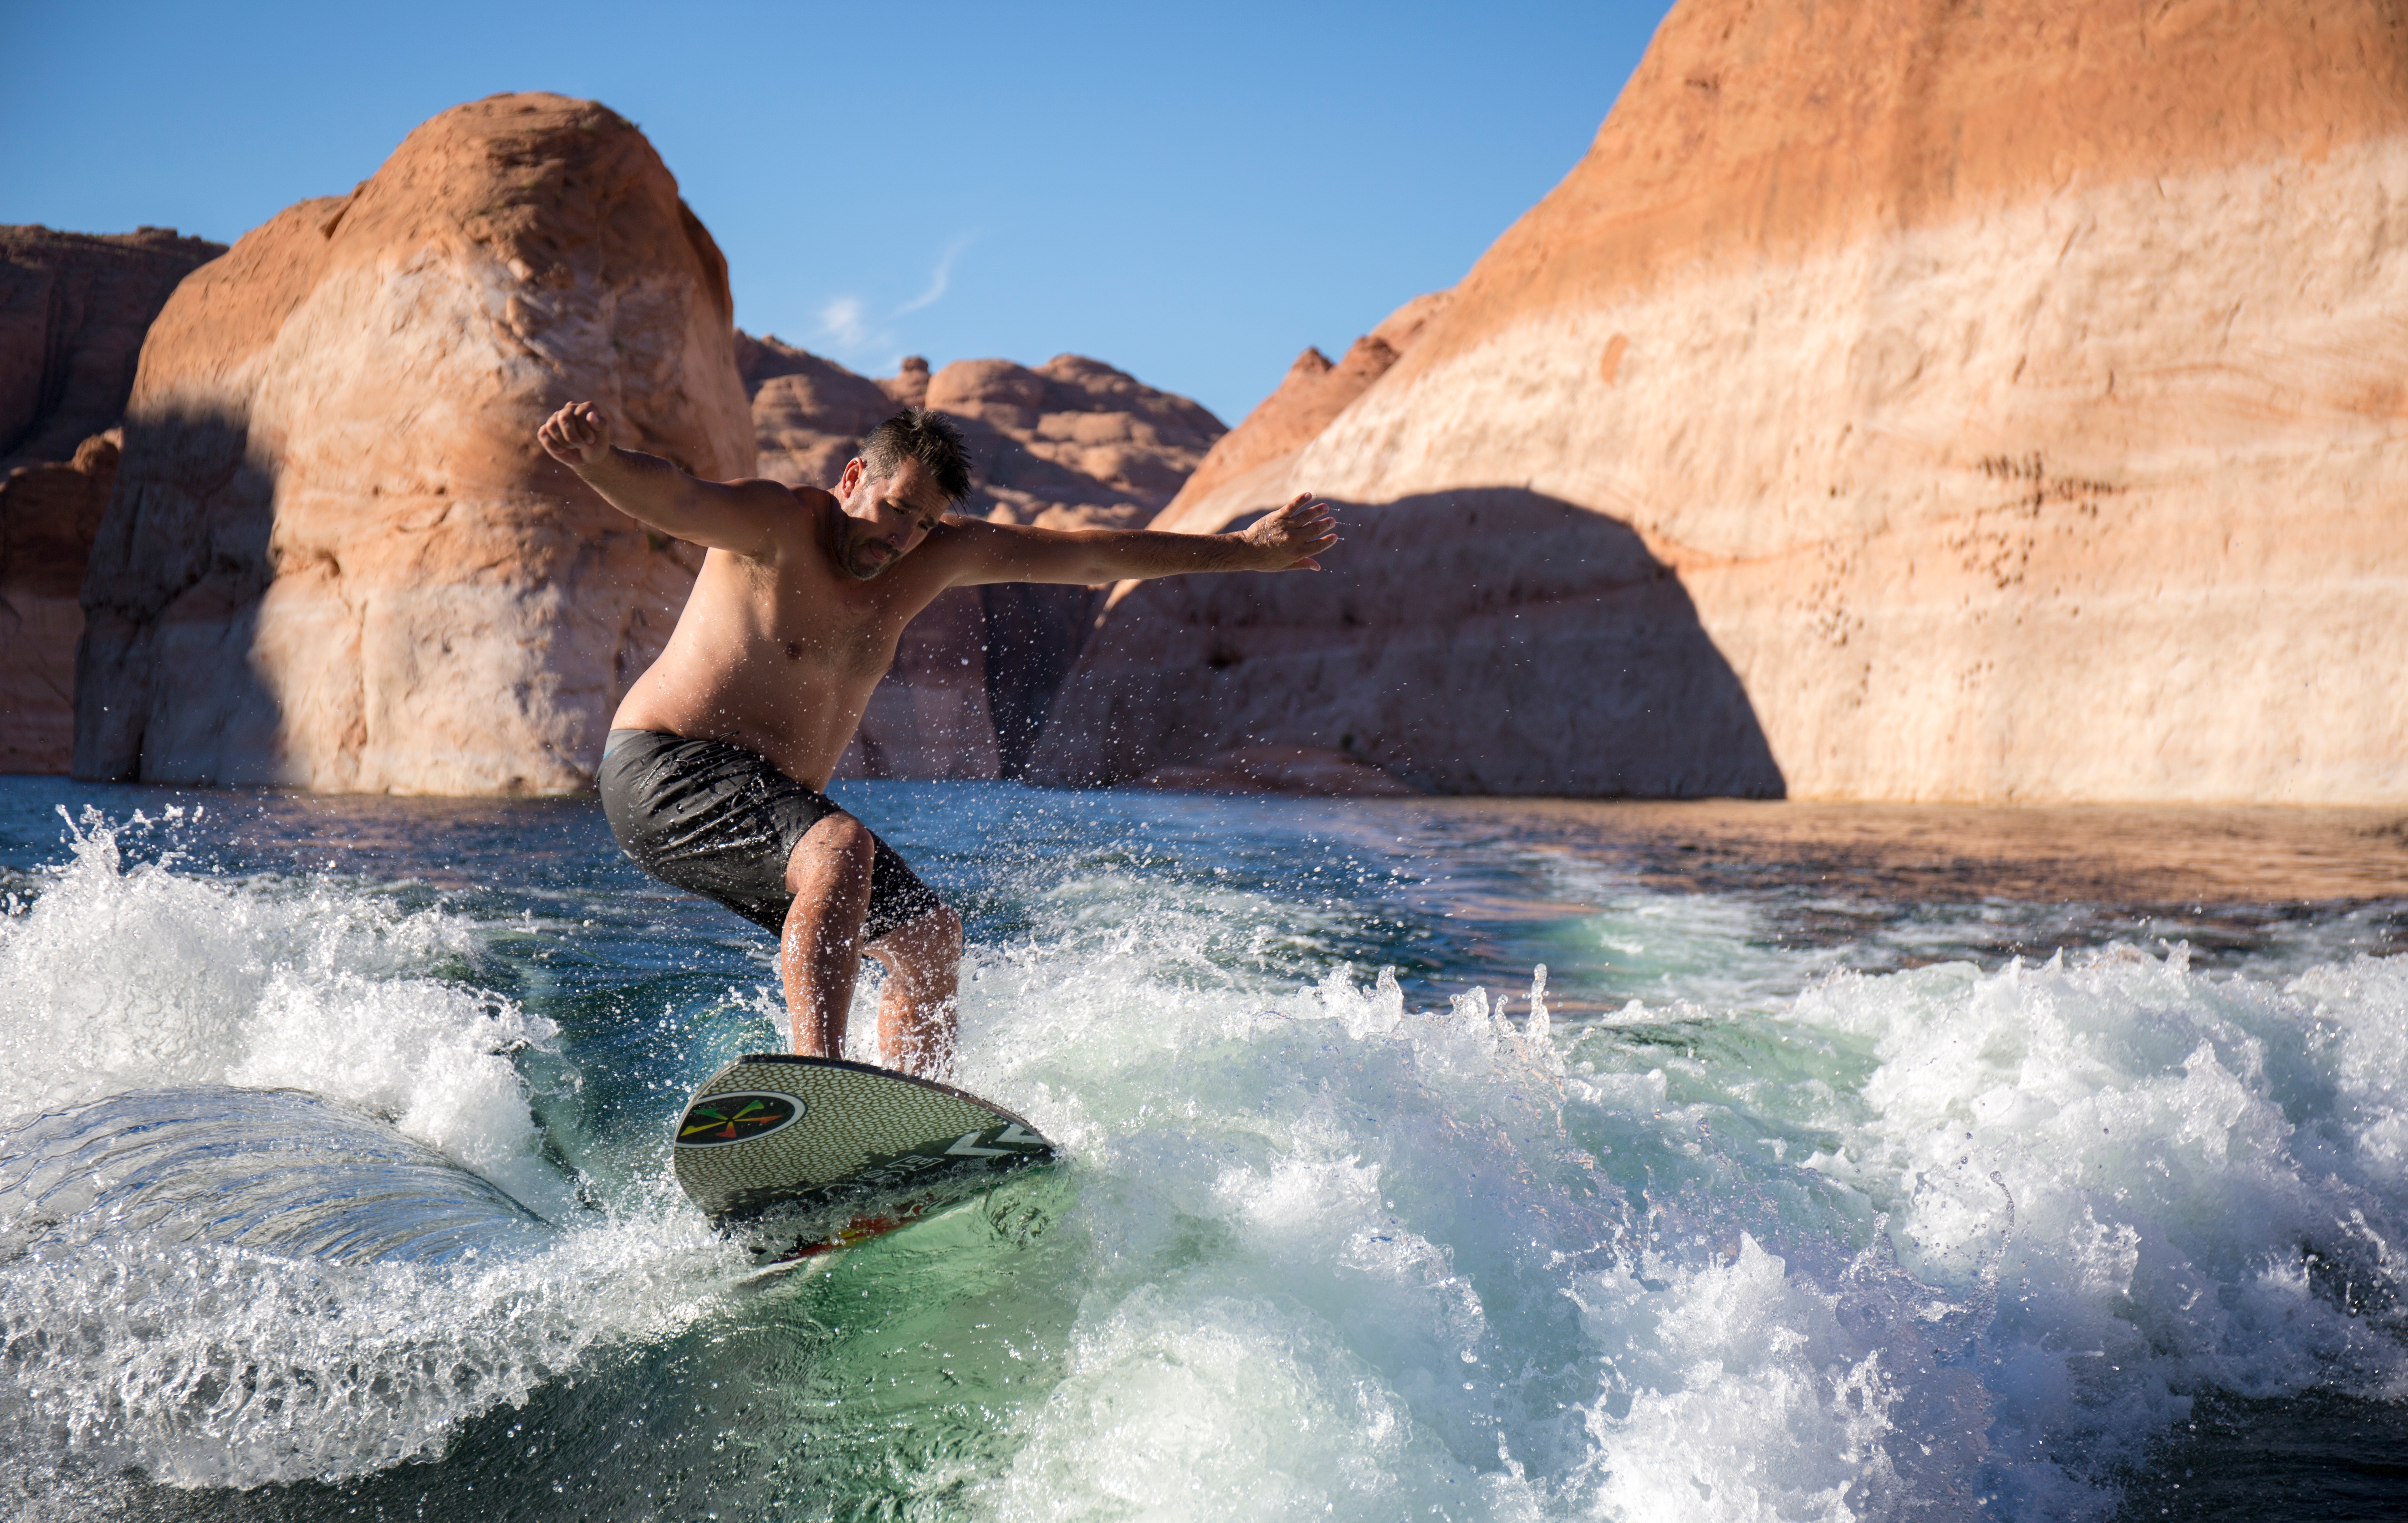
[
  {"x1": 876, "y1": 901, "x2": 962, "y2": 966},
  {"x1": 785, "y1": 813, "x2": 875, "y2": 896},
  {"x1": 921, "y1": 902, "x2": 964, "y2": 959}
]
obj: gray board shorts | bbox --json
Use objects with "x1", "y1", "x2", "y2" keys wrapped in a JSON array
[{"x1": 598, "y1": 729, "x2": 945, "y2": 941}]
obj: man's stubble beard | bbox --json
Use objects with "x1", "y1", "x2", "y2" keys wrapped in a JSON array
[
  {"x1": 832, "y1": 487, "x2": 896, "y2": 582},
  {"x1": 842, "y1": 533, "x2": 893, "y2": 581}
]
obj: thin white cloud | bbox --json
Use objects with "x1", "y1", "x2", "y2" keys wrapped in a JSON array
[
  {"x1": 893, "y1": 233, "x2": 977, "y2": 316},
  {"x1": 811, "y1": 233, "x2": 977, "y2": 367},
  {"x1": 817, "y1": 295, "x2": 874, "y2": 351}
]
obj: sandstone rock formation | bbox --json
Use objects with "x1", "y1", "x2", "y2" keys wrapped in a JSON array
[
  {"x1": 77, "y1": 93, "x2": 752, "y2": 793},
  {"x1": 739, "y1": 330, "x2": 900, "y2": 491},
  {"x1": 1, "y1": 430, "x2": 119, "y2": 772},
  {"x1": 0, "y1": 226, "x2": 223, "y2": 772},
  {"x1": 729, "y1": 336, "x2": 1223, "y2": 779},
  {"x1": 1037, "y1": 0, "x2": 2408, "y2": 804},
  {"x1": 739, "y1": 337, "x2": 1222, "y2": 531},
  {"x1": 928, "y1": 355, "x2": 1223, "y2": 534},
  {"x1": 1162, "y1": 292, "x2": 1448, "y2": 521},
  {"x1": 1, "y1": 226, "x2": 225, "y2": 471}
]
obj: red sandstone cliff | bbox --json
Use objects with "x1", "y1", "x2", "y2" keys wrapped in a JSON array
[
  {"x1": 0, "y1": 225, "x2": 223, "y2": 772},
  {"x1": 731, "y1": 335, "x2": 1223, "y2": 779},
  {"x1": 76, "y1": 94, "x2": 752, "y2": 794},
  {"x1": 0, "y1": 225, "x2": 225, "y2": 471},
  {"x1": 1, "y1": 430, "x2": 120, "y2": 772},
  {"x1": 1158, "y1": 292, "x2": 1448, "y2": 527},
  {"x1": 1035, "y1": 0, "x2": 2408, "y2": 804}
]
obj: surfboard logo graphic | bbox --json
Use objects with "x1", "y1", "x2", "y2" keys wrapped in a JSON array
[
  {"x1": 676, "y1": 1091, "x2": 805, "y2": 1146},
  {"x1": 942, "y1": 1123, "x2": 1051, "y2": 1158}
]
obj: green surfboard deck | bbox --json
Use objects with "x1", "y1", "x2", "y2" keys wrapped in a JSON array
[{"x1": 673, "y1": 1054, "x2": 1057, "y2": 1265}]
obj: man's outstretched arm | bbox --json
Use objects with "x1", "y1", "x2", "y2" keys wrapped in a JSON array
[
  {"x1": 538, "y1": 401, "x2": 791, "y2": 556},
  {"x1": 943, "y1": 492, "x2": 1339, "y2": 587}
]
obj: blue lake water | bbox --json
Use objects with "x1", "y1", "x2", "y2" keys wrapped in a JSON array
[{"x1": 1, "y1": 774, "x2": 2404, "y2": 1520}]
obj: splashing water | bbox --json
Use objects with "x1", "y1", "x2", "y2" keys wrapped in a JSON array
[
  {"x1": 0, "y1": 809, "x2": 748, "y2": 1500},
  {"x1": 0, "y1": 807, "x2": 568, "y2": 1216},
  {"x1": 0, "y1": 781, "x2": 2403, "y2": 1520}
]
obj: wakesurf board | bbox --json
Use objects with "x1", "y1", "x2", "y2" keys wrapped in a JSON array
[{"x1": 673, "y1": 1053, "x2": 1057, "y2": 1266}]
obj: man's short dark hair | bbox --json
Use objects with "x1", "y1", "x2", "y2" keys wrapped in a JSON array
[{"x1": 861, "y1": 408, "x2": 973, "y2": 505}]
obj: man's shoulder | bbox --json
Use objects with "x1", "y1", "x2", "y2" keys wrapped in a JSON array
[
  {"x1": 929, "y1": 509, "x2": 992, "y2": 537},
  {"x1": 718, "y1": 480, "x2": 829, "y2": 556},
  {"x1": 918, "y1": 511, "x2": 1005, "y2": 557},
  {"x1": 739, "y1": 479, "x2": 832, "y2": 514},
  {"x1": 708, "y1": 477, "x2": 830, "y2": 509}
]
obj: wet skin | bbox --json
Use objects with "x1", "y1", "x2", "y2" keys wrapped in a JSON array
[{"x1": 536, "y1": 400, "x2": 1337, "y2": 1074}]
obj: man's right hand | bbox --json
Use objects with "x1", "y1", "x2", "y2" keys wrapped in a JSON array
[{"x1": 538, "y1": 401, "x2": 612, "y2": 470}]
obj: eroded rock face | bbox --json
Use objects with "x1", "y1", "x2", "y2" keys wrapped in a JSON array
[
  {"x1": 76, "y1": 93, "x2": 752, "y2": 793},
  {"x1": 1038, "y1": 481, "x2": 1780, "y2": 798},
  {"x1": 1160, "y1": 292, "x2": 1448, "y2": 524},
  {"x1": 931, "y1": 354, "x2": 1223, "y2": 532},
  {"x1": 0, "y1": 226, "x2": 224, "y2": 471},
  {"x1": 0, "y1": 226, "x2": 223, "y2": 772},
  {"x1": 728, "y1": 338, "x2": 1223, "y2": 779},
  {"x1": 1, "y1": 430, "x2": 119, "y2": 772},
  {"x1": 739, "y1": 331, "x2": 898, "y2": 491},
  {"x1": 1039, "y1": 0, "x2": 2408, "y2": 804}
]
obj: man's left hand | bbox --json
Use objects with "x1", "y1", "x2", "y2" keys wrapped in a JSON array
[{"x1": 1242, "y1": 493, "x2": 1339, "y2": 571}]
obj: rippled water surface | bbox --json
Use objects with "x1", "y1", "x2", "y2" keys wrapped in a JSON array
[{"x1": 2, "y1": 776, "x2": 2405, "y2": 1521}]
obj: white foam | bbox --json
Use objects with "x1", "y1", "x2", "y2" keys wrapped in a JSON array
[
  {"x1": 0, "y1": 813, "x2": 765, "y2": 1497},
  {"x1": 944, "y1": 862, "x2": 2408, "y2": 1521},
  {"x1": 1572, "y1": 1237, "x2": 1901, "y2": 1523},
  {"x1": 982, "y1": 1288, "x2": 1500, "y2": 1522},
  {"x1": 1782, "y1": 948, "x2": 2408, "y2": 1482}
]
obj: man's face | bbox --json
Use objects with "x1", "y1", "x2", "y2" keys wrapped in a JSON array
[{"x1": 832, "y1": 456, "x2": 949, "y2": 580}]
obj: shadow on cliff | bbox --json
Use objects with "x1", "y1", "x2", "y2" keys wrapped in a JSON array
[
  {"x1": 981, "y1": 582, "x2": 1101, "y2": 779},
  {"x1": 1028, "y1": 488, "x2": 1787, "y2": 799},
  {"x1": 72, "y1": 409, "x2": 286, "y2": 784}
]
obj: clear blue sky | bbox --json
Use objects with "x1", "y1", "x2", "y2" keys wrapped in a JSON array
[{"x1": 1, "y1": 0, "x2": 1675, "y2": 426}]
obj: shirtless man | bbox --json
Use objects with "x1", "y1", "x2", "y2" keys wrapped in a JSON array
[{"x1": 537, "y1": 401, "x2": 1336, "y2": 1079}]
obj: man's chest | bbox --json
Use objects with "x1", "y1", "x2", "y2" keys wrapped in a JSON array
[{"x1": 756, "y1": 573, "x2": 928, "y2": 679}]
